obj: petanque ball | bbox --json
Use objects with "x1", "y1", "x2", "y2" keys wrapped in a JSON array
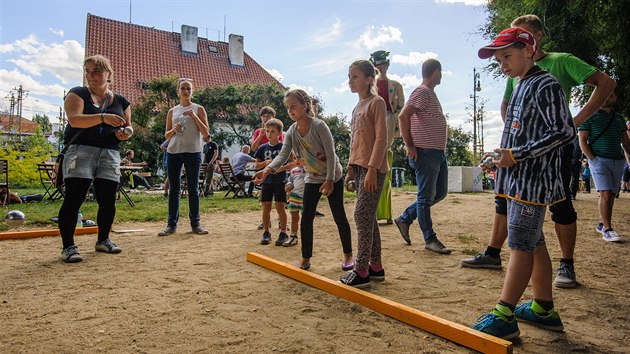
[{"x1": 5, "y1": 210, "x2": 25, "y2": 228}]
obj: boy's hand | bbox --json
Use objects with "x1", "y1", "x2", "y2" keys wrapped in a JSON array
[
  {"x1": 319, "y1": 180, "x2": 333, "y2": 196},
  {"x1": 493, "y1": 148, "x2": 516, "y2": 168}
]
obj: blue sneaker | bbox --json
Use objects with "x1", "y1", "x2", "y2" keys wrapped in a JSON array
[
  {"x1": 471, "y1": 312, "x2": 519, "y2": 340},
  {"x1": 596, "y1": 223, "x2": 605, "y2": 234},
  {"x1": 514, "y1": 300, "x2": 564, "y2": 332}
]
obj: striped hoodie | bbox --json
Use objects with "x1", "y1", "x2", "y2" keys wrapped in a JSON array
[{"x1": 495, "y1": 66, "x2": 576, "y2": 205}]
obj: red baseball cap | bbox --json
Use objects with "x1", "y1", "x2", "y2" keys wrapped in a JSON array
[{"x1": 478, "y1": 27, "x2": 536, "y2": 59}]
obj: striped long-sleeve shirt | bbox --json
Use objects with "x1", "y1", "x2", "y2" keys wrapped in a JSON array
[{"x1": 495, "y1": 66, "x2": 576, "y2": 205}]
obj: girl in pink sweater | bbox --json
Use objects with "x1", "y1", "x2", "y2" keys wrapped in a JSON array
[{"x1": 339, "y1": 60, "x2": 389, "y2": 288}]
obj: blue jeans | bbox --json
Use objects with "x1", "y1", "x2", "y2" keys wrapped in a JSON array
[
  {"x1": 399, "y1": 148, "x2": 448, "y2": 242},
  {"x1": 167, "y1": 152, "x2": 202, "y2": 228}
]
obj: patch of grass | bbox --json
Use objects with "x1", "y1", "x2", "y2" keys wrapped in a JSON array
[
  {"x1": 461, "y1": 248, "x2": 479, "y2": 256},
  {"x1": 458, "y1": 234, "x2": 474, "y2": 243},
  {"x1": 0, "y1": 188, "x2": 261, "y2": 231}
]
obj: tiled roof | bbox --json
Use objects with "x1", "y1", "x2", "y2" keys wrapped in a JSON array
[
  {"x1": 85, "y1": 14, "x2": 282, "y2": 104},
  {"x1": 0, "y1": 115, "x2": 39, "y2": 134}
]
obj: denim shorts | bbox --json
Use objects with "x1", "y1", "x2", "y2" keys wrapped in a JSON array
[
  {"x1": 63, "y1": 144, "x2": 121, "y2": 182},
  {"x1": 506, "y1": 199, "x2": 546, "y2": 252},
  {"x1": 589, "y1": 156, "x2": 625, "y2": 191}
]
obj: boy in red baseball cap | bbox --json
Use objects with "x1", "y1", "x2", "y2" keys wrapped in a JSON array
[{"x1": 471, "y1": 27, "x2": 576, "y2": 340}]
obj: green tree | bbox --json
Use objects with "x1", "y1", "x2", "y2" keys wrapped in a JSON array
[
  {"x1": 446, "y1": 126, "x2": 474, "y2": 167},
  {"x1": 32, "y1": 113, "x2": 52, "y2": 132},
  {"x1": 320, "y1": 113, "x2": 350, "y2": 168},
  {"x1": 482, "y1": 0, "x2": 630, "y2": 117}
]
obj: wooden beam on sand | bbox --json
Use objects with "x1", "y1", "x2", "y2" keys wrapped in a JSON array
[
  {"x1": 0, "y1": 226, "x2": 99, "y2": 240},
  {"x1": 247, "y1": 252, "x2": 512, "y2": 354}
]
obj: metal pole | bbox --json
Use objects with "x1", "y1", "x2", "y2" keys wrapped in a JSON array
[{"x1": 473, "y1": 69, "x2": 477, "y2": 161}]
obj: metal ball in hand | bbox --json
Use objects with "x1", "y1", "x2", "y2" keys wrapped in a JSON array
[
  {"x1": 122, "y1": 126, "x2": 134, "y2": 137},
  {"x1": 5, "y1": 210, "x2": 25, "y2": 228}
]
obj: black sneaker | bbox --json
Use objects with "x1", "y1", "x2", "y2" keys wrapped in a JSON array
[
  {"x1": 61, "y1": 245, "x2": 83, "y2": 263},
  {"x1": 461, "y1": 252, "x2": 502, "y2": 269},
  {"x1": 369, "y1": 267, "x2": 385, "y2": 281},
  {"x1": 260, "y1": 231, "x2": 272, "y2": 245},
  {"x1": 339, "y1": 270, "x2": 370, "y2": 289},
  {"x1": 283, "y1": 235, "x2": 298, "y2": 247},
  {"x1": 275, "y1": 231, "x2": 289, "y2": 246},
  {"x1": 95, "y1": 239, "x2": 122, "y2": 254}
]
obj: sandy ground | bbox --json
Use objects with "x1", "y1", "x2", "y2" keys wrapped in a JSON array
[{"x1": 0, "y1": 190, "x2": 628, "y2": 353}]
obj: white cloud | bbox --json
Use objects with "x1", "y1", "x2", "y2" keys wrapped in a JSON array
[
  {"x1": 310, "y1": 18, "x2": 343, "y2": 47},
  {"x1": 263, "y1": 66, "x2": 284, "y2": 82},
  {"x1": 389, "y1": 74, "x2": 422, "y2": 89},
  {"x1": 287, "y1": 83, "x2": 314, "y2": 94},
  {"x1": 435, "y1": 0, "x2": 487, "y2": 6},
  {"x1": 0, "y1": 69, "x2": 67, "y2": 98},
  {"x1": 49, "y1": 28, "x2": 64, "y2": 37},
  {"x1": 358, "y1": 25, "x2": 402, "y2": 50},
  {"x1": 0, "y1": 34, "x2": 40, "y2": 54},
  {"x1": 1, "y1": 35, "x2": 84, "y2": 84},
  {"x1": 333, "y1": 79, "x2": 349, "y2": 93},
  {"x1": 392, "y1": 51, "x2": 438, "y2": 66}
]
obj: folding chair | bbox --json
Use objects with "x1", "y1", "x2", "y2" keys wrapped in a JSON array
[
  {"x1": 0, "y1": 160, "x2": 9, "y2": 205},
  {"x1": 37, "y1": 163, "x2": 64, "y2": 201},
  {"x1": 217, "y1": 162, "x2": 247, "y2": 199}
]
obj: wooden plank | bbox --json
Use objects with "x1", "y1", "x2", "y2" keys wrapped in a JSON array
[
  {"x1": 0, "y1": 226, "x2": 99, "y2": 240},
  {"x1": 247, "y1": 252, "x2": 512, "y2": 354}
]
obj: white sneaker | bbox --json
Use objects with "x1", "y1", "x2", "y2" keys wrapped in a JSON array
[{"x1": 602, "y1": 230, "x2": 621, "y2": 242}]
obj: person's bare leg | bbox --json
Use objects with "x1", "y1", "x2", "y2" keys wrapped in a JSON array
[
  {"x1": 500, "y1": 249, "x2": 534, "y2": 306},
  {"x1": 290, "y1": 211, "x2": 299, "y2": 235},
  {"x1": 555, "y1": 222, "x2": 577, "y2": 259},
  {"x1": 489, "y1": 213, "x2": 508, "y2": 249},
  {"x1": 275, "y1": 202, "x2": 287, "y2": 231},
  {"x1": 599, "y1": 191, "x2": 614, "y2": 229},
  {"x1": 530, "y1": 244, "x2": 553, "y2": 302}
]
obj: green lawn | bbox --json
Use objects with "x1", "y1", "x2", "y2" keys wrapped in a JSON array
[
  {"x1": 1, "y1": 187, "x2": 359, "y2": 232},
  {"x1": 1, "y1": 188, "x2": 262, "y2": 232}
]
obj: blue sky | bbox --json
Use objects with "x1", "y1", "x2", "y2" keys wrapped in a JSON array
[{"x1": 1, "y1": 0, "x2": 513, "y2": 150}]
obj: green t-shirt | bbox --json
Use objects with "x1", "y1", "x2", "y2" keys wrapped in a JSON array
[
  {"x1": 578, "y1": 111, "x2": 628, "y2": 160},
  {"x1": 504, "y1": 52, "x2": 597, "y2": 102}
]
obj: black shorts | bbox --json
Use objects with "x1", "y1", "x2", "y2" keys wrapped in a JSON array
[
  {"x1": 623, "y1": 166, "x2": 630, "y2": 183},
  {"x1": 261, "y1": 183, "x2": 287, "y2": 203}
]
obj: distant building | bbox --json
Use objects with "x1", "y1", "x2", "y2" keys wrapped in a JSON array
[
  {"x1": 0, "y1": 114, "x2": 41, "y2": 142},
  {"x1": 84, "y1": 13, "x2": 282, "y2": 158}
]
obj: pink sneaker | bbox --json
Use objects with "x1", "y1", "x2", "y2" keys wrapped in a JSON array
[{"x1": 341, "y1": 259, "x2": 355, "y2": 271}]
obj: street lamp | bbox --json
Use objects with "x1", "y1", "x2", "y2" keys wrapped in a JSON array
[{"x1": 472, "y1": 68, "x2": 482, "y2": 161}]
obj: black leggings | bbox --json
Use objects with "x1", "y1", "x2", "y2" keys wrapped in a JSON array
[
  {"x1": 58, "y1": 178, "x2": 118, "y2": 249},
  {"x1": 300, "y1": 178, "x2": 352, "y2": 259}
]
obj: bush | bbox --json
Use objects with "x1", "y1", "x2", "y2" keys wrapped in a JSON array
[{"x1": 0, "y1": 132, "x2": 55, "y2": 187}]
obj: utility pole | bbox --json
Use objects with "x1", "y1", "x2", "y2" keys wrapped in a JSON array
[
  {"x1": 6, "y1": 92, "x2": 16, "y2": 141},
  {"x1": 472, "y1": 68, "x2": 482, "y2": 161}
]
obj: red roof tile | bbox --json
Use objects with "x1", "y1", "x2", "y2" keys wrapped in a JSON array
[
  {"x1": 85, "y1": 14, "x2": 282, "y2": 104},
  {"x1": 0, "y1": 115, "x2": 39, "y2": 134}
]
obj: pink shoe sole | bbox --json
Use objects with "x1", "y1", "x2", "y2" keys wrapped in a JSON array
[{"x1": 341, "y1": 260, "x2": 355, "y2": 271}]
